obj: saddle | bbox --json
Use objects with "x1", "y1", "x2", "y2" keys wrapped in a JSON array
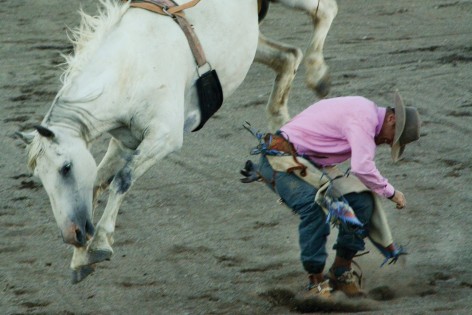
[
  {"x1": 127, "y1": 0, "x2": 223, "y2": 131},
  {"x1": 126, "y1": 0, "x2": 270, "y2": 131},
  {"x1": 128, "y1": 0, "x2": 269, "y2": 19}
]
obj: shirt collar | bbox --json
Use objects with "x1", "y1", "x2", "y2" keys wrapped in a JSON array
[{"x1": 376, "y1": 107, "x2": 387, "y2": 135}]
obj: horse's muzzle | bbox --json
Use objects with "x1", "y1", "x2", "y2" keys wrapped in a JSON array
[{"x1": 62, "y1": 219, "x2": 94, "y2": 247}]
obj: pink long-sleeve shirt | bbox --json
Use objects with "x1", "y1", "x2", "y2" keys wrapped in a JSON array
[{"x1": 279, "y1": 96, "x2": 395, "y2": 198}]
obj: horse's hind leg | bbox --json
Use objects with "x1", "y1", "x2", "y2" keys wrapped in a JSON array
[
  {"x1": 255, "y1": 33, "x2": 303, "y2": 131},
  {"x1": 303, "y1": 0, "x2": 338, "y2": 97}
]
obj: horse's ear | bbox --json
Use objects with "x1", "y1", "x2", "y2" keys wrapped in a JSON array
[
  {"x1": 34, "y1": 125, "x2": 55, "y2": 138},
  {"x1": 15, "y1": 130, "x2": 36, "y2": 145}
]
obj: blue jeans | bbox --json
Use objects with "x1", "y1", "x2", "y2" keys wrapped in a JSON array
[{"x1": 258, "y1": 156, "x2": 373, "y2": 274}]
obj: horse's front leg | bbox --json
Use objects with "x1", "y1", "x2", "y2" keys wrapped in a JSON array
[
  {"x1": 255, "y1": 33, "x2": 303, "y2": 131},
  {"x1": 303, "y1": 0, "x2": 338, "y2": 97},
  {"x1": 70, "y1": 138, "x2": 134, "y2": 283},
  {"x1": 93, "y1": 137, "x2": 134, "y2": 208},
  {"x1": 70, "y1": 126, "x2": 183, "y2": 282}
]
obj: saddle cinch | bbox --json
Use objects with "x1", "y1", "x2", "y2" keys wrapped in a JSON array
[{"x1": 126, "y1": 0, "x2": 270, "y2": 131}]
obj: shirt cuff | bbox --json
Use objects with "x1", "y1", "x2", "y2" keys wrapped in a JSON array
[{"x1": 384, "y1": 184, "x2": 395, "y2": 199}]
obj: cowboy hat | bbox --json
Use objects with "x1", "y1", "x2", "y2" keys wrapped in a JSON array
[{"x1": 391, "y1": 91, "x2": 421, "y2": 162}]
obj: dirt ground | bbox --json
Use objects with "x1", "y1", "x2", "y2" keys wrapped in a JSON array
[{"x1": 1, "y1": 1, "x2": 471, "y2": 314}]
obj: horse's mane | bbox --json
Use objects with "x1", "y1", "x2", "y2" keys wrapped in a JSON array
[
  {"x1": 27, "y1": 134, "x2": 45, "y2": 172},
  {"x1": 60, "y1": 0, "x2": 129, "y2": 92},
  {"x1": 27, "y1": 2, "x2": 130, "y2": 170}
]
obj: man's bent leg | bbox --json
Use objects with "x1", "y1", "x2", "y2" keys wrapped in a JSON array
[
  {"x1": 333, "y1": 191, "x2": 373, "y2": 257},
  {"x1": 329, "y1": 191, "x2": 374, "y2": 297},
  {"x1": 259, "y1": 156, "x2": 331, "y2": 295}
]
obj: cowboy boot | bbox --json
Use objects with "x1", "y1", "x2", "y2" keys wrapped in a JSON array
[
  {"x1": 328, "y1": 256, "x2": 366, "y2": 297},
  {"x1": 301, "y1": 273, "x2": 332, "y2": 299}
]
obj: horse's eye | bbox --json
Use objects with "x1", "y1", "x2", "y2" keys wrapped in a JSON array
[{"x1": 60, "y1": 162, "x2": 72, "y2": 176}]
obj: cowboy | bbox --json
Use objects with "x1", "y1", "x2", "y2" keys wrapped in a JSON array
[{"x1": 240, "y1": 92, "x2": 420, "y2": 298}]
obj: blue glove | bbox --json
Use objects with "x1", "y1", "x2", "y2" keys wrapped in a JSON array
[
  {"x1": 380, "y1": 244, "x2": 408, "y2": 267},
  {"x1": 240, "y1": 160, "x2": 260, "y2": 183}
]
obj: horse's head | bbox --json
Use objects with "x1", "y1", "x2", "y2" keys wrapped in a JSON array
[{"x1": 17, "y1": 126, "x2": 97, "y2": 247}]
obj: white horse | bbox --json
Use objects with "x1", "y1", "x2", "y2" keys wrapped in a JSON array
[
  {"x1": 257, "y1": 0, "x2": 337, "y2": 130},
  {"x1": 17, "y1": 0, "x2": 337, "y2": 283}
]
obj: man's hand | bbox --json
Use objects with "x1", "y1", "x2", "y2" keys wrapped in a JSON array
[
  {"x1": 240, "y1": 160, "x2": 260, "y2": 183},
  {"x1": 391, "y1": 190, "x2": 406, "y2": 209}
]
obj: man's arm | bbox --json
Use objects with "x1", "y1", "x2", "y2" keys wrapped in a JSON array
[{"x1": 344, "y1": 122, "x2": 395, "y2": 197}]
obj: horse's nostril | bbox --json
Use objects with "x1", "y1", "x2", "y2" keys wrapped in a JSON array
[{"x1": 75, "y1": 227, "x2": 86, "y2": 246}]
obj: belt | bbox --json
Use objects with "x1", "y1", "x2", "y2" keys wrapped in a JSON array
[
  {"x1": 264, "y1": 133, "x2": 307, "y2": 176},
  {"x1": 265, "y1": 133, "x2": 295, "y2": 154}
]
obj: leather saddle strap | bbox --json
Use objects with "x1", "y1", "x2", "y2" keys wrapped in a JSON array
[
  {"x1": 173, "y1": 15, "x2": 206, "y2": 67},
  {"x1": 128, "y1": 0, "x2": 201, "y2": 17},
  {"x1": 128, "y1": 0, "x2": 206, "y2": 67}
]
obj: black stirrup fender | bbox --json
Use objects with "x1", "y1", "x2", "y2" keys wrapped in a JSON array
[
  {"x1": 192, "y1": 69, "x2": 224, "y2": 132},
  {"x1": 258, "y1": 0, "x2": 270, "y2": 23}
]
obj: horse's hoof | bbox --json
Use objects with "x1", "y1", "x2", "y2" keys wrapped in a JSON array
[
  {"x1": 71, "y1": 265, "x2": 95, "y2": 284},
  {"x1": 87, "y1": 248, "x2": 113, "y2": 265},
  {"x1": 315, "y1": 74, "x2": 331, "y2": 98}
]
